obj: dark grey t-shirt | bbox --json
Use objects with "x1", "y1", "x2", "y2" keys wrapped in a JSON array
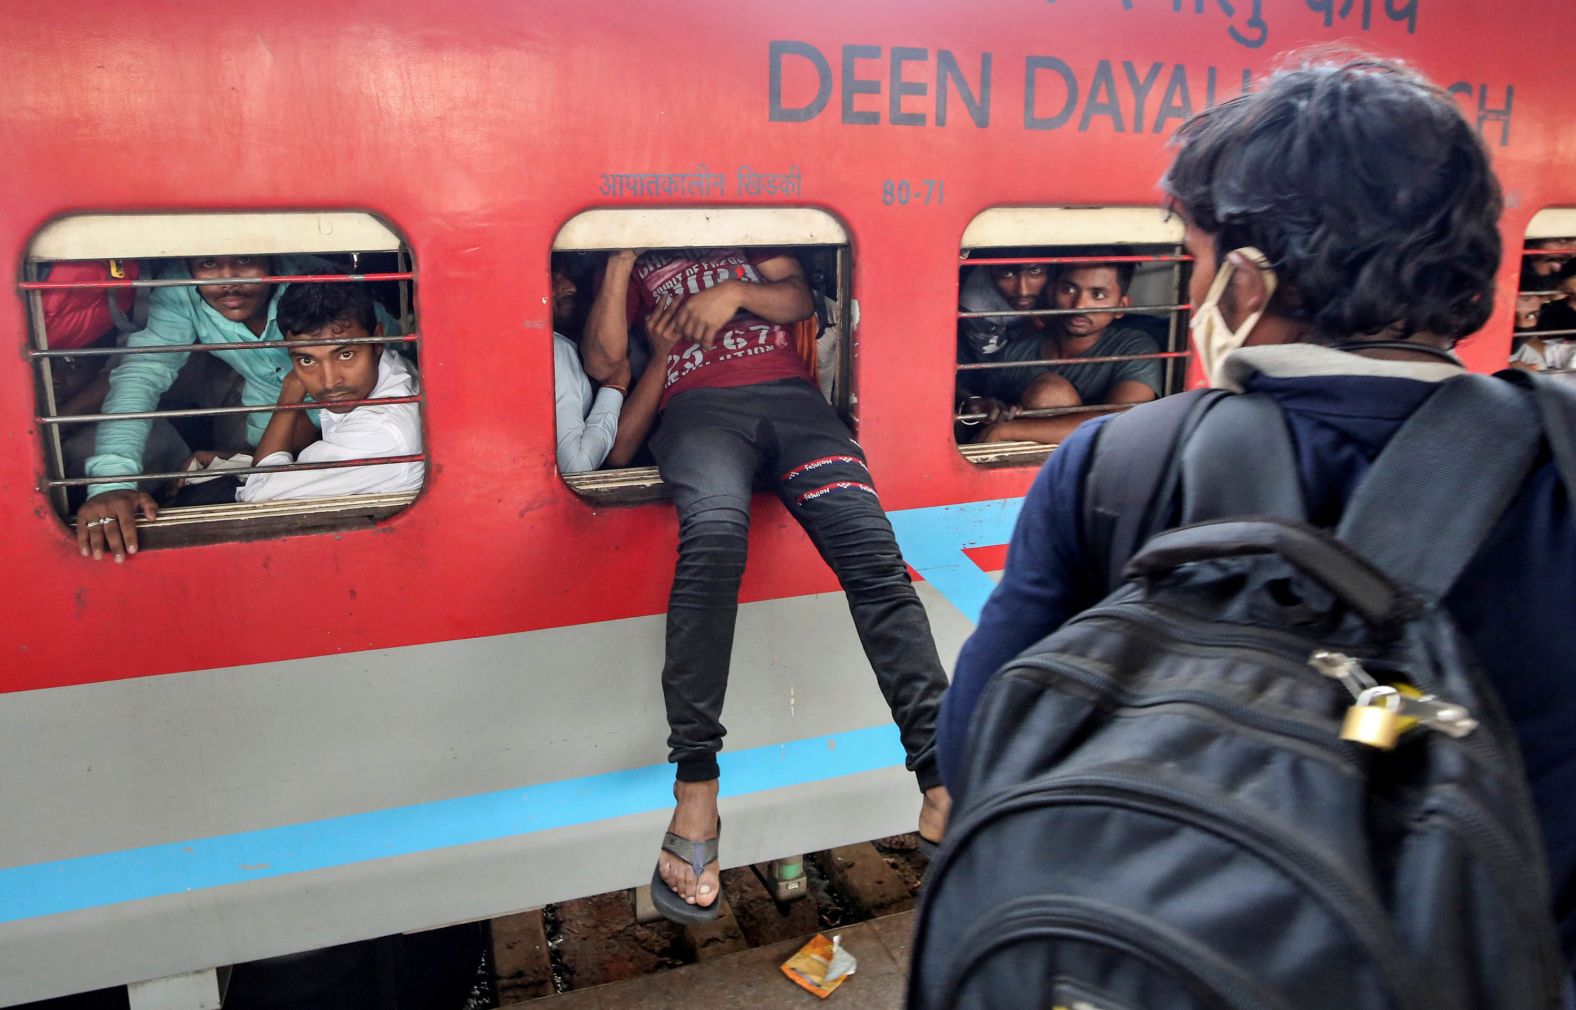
[{"x1": 968, "y1": 326, "x2": 1164, "y2": 404}]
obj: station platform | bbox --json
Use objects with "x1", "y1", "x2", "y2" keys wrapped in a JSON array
[{"x1": 509, "y1": 909, "x2": 916, "y2": 1009}]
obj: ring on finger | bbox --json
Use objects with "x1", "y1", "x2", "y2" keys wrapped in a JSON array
[{"x1": 91, "y1": 516, "x2": 117, "y2": 528}]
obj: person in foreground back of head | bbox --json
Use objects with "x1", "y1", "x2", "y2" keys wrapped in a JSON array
[
  {"x1": 235, "y1": 282, "x2": 422, "y2": 502},
  {"x1": 937, "y1": 56, "x2": 1576, "y2": 969}
]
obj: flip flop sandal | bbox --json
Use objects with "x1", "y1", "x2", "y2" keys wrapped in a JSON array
[
  {"x1": 650, "y1": 819, "x2": 723, "y2": 925},
  {"x1": 917, "y1": 835, "x2": 941, "y2": 860}
]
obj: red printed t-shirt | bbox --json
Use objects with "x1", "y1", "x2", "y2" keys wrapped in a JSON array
[{"x1": 626, "y1": 248, "x2": 812, "y2": 408}]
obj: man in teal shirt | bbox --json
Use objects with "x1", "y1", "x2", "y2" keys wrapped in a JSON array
[{"x1": 75, "y1": 254, "x2": 398, "y2": 561}]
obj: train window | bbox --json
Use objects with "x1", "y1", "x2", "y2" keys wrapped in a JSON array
[
  {"x1": 23, "y1": 212, "x2": 423, "y2": 550},
  {"x1": 1512, "y1": 210, "x2": 1576, "y2": 377},
  {"x1": 551, "y1": 208, "x2": 854, "y2": 504},
  {"x1": 955, "y1": 207, "x2": 1191, "y2": 468}
]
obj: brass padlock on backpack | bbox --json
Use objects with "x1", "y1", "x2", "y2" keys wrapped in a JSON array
[{"x1": 1340, "y1": 689, "x2": 1404, "y2": 750}]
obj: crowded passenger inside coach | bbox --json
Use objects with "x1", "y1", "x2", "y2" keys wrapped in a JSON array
[
  {"x1": 955, "y1": 243, "x2": 1189, "y2": 451},
  {"x1": 30, "y1": 247, "x2": 422, "y2": 561},
  {"x1": 1512, "y1": 236, "x2": 1576, "y2": 377}
]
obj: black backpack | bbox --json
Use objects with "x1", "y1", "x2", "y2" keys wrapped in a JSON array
[{"x1": 909, "y1": 372, "x2": 1575, "y2": 1010}]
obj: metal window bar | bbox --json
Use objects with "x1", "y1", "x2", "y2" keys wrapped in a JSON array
[
  {"x1": 1523, "y1": 250, "x2": 1576, "y2": 257},
  {"x1": 38, "y1": 393, "x2": 422, "y2": 426},
  {"x1": 23, "y1": 257, "x2": 421, "y2": 521},
  {"x1": 25, "y1": 279, "x2": 70, "y2": 516},
  {"x1": 44, "y1": 454, "x2": 425, "y2": 489},
  {"x1": 1514, "y1": 328, "x2": 1576, "y2": 339},
  {"x1": 959, "y1": 303, "x2": 1192, "y2": 319},
  {"x1": 18, "y1": 272, "x2": 414, "y2": 292},
  {"x1": 397, "y1": 248, "x2": 413, "y2": 329},
  {"x1": 1163, "y1": 251, "x2": 1187, "y2": 394},
  {"x1": 961, "y1": 254, "x2": 1193, "y2": 266},
  {"x1": 29, "y1": 334, "x2": 418, "y2": 359},
  {"x1": 957, "y1": 402, "x2": 1139, "y2": 424},
  {"x1": 1516, "y1": 290, "x2": 1571, "y2": 297},
  {"x1": 957, "y1": 350, "x2": 1191, "y2": 372}
]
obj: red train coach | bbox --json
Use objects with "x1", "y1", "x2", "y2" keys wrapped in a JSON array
[{"x1": 0, "y1": 0, "x2": 1563, "y2": 1003}]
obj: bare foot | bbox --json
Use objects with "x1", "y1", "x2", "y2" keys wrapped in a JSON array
[
  {"x1": 918, "y1": 784, "x2": 951, "y2": 845},
  {"x1": 657, "y1": 779, "x2": 721, "y2": 907}
]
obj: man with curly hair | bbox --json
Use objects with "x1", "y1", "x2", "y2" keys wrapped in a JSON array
[{"x1": 939, "y1": 55, "x2": 1576, "y2": 973}]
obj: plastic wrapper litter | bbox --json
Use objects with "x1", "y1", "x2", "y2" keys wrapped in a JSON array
[{"x1": 780, "y1": 932, "x2": 858, "y2": 998}]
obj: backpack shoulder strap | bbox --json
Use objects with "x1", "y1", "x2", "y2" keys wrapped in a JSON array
[
  {"x1": 1179, "y1": 392, "x2": 1306, "y2": 525},
  {"x1": 1082, "y1": 389, "x2": 1306, "y2": 594},
  {"x1": 1498, "y1": 368, "x2": 1576, "y2": 510},
  {"x1": 1082, "y1": 388, "x2": 1227, "y2": 596},
  {"x1": 1337, "y1": 373, "x2": 1542, "y2": 602}
]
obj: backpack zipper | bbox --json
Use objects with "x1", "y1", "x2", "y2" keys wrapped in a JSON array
[
  {"x1": 1073, "y1": 600, "x2": 1360, "y2": 676},
  {"x1": 1006, "y1": 653, "x2": 1360, "y2": 773},
  {"x1": 939, "y1": 895, "x2": 1292, "y2": 1010},
  {"x1": 958, "y1": 617, "x2": 1360, "y2": 790},
  {"x1": 1051, "y1": 604, "x2": 1500, "y2": 763},
  {"x1": 969, "y1": 605, "x2": 1340, "y2": 745}
]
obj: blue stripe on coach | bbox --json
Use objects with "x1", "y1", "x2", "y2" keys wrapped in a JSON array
[
  {"x1": 889, "y1": 496, "x2": 1024, "y2": 622},
  {"x1": 0, "y1": 724, "x2": 906, "y2": 923}
]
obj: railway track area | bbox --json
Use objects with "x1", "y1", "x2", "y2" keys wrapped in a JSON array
[
  {"x1": 18, "y1": 836, "x2": 928, "y2": 1010},
  {"x1": 489, "y1": 834, "x2": 927, "y2": 1007}
]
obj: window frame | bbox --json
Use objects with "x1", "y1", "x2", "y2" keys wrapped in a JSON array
[
  {"x1": 552, "y1": 208, "x2": 856, "y2": 505},
  {"x1": 22, "y1": 211, "x2": 425, "y2": 548},
  {"x1": 955, "y1": 206, "x2": 1193, "y2": 468},
  {"x1": 1506, "y1": 207, "x2": 1576, "y2": 378}
]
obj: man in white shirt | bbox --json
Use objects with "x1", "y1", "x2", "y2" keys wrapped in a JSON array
[
  {"x1": 552, "y1": 266, "x2": 628, "y2": 473},
  {"x1": 236, "y1": 283, "x2": 423, "y2": 502}
]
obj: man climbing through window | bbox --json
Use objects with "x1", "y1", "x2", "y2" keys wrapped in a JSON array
[{"x1": 582, "y1": 247, "x2": 951, "y2": 923}]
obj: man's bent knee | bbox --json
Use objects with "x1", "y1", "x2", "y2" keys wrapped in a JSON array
[{"x1": 1022, "y1": 371, "x2": 1082, "y2": 409}]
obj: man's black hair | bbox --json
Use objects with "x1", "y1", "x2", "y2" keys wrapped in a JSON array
[
  {"x1": 982, "y1": 247, "x2": 1048, "y2": 265},
  {"x1": 1522, "y1": 261, "x2": 1550, "y2": 296},
  {"x1": 552, "y1": 251, "x2": 600, "y2": 287},
  {"x1": 1056, "y1": 246, "x2": 1137, "y2": 295},
  {"x1": 1161, "y1": 54, "x2": 1502, "y2": 345},
  {"x1": 276, "y1": 282, "x2": 378, "y2": 337}
]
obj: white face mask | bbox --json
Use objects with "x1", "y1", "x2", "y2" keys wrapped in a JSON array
[{"x1": 1189, "y1": 246, "x2": 1278, "y2": 387}]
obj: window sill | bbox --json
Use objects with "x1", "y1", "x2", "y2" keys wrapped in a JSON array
[
  {"x1": 72, "y1": 491, "x2": 419, "y2": 549},
  {"x1": 957, "y1": 440, "x2": 1057, "y2": 468},
  {"x1": 562, "y1": 466, "x2": 670, "y2": 505}
]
